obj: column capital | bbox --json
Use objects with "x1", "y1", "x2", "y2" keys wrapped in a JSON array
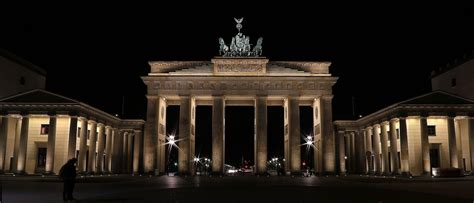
[
  {"x1": 97, "y1": 123, "x2": 105, "y2": 127},
  {"x1": 133, "y1": 130, "x2": 142, "y2": 133},
  {"x1": 88, "y1": 120, "x2": 97, "y2": 124},
  {"x1": 365, "y1": 126, "x2": 373, "y2": 130},
  {"x1": 78, "y1": 116, "x2": 88, "y2": 122},
  {"x1": 373, "y1": 124, "x2": 380, "y2": 128},
  {"x1": 105, "y1": 125, "x2": 113, "y2": 130},
  {"x1": 389, "y1": 118, "x2": 399, "y2": 123},
  {"x1": 321, "y1": 94, "x2": 334, "y2": 99},
  {"x1": 145, "y1": 95, "x2": 158, "y2": 99},
  {"x1": 380, "y1": 121, "x2": 390, "y2": 126}
]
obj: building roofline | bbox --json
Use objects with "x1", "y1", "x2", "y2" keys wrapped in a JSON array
[
  {"x1": 430, "y1": 51, "x2": 474, "y2": 78},
  {"x1": 0, "y1": 48, "x2": 47, "y2": 76}
]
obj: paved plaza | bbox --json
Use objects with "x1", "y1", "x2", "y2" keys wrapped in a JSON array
[{"x1": 1, "y1": 175, "x2": 474, "y2": 202}]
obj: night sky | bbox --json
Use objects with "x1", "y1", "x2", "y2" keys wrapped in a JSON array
[{"x1": 1, "y1": 3, "x2": 473, "y2": 167}]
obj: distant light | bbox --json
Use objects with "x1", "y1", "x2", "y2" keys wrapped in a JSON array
[
  {"x1": 170, "y1": 135, "x2": 175, "y2": 140},
  {"x1": 359, "y1": 115, "x2": 363, "y2": 118},
  {"x1": 169, "y1": 140, "x2": 175, "y2": 145},
  {"x1": 306, "y1": 140, "x2": 313, "y2": 145},
  {"x1": 344, "y1": 156, "x2": 347, "y2": 160},
  {"x1": 115, "y1": 114, "x2": 119, "y2": 117},
  {"x1": 307, "y1": 136, "x2": 312, "y2": 140},
  {"x1": 174, "y1": 162, "x2": 178, "y2": 166}
]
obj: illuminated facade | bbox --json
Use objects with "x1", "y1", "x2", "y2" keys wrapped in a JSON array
[
  {"x1": 0, "y1": 49, "x2": 46, "y2": 99},
  {"x1": 334, "y1": 91, "x2": 474, "y2": 176},
  {"x1": 142, "y1": 58, "x2": 338, "y2": 175},
  {"x1": 0, "y1": 90, "x2": 144, "y2": 174}
]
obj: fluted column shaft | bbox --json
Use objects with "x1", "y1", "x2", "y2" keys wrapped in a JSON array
[
  {"x1": 380, "y1": 123, "x2": 389, "y2": 174},
  {"x1": 87, "y1": 121, "x2": 98, "y2": 173},
  {"x1": 104, "y1": 126, "x2": 112, "y2": 172},
  {"x1": 133, "y1": 130, "x2": 142, "y2": 174},
  {"x1": 96, "y1": 124, "x2": 105, "y2": 173},
  {"x1": 45, "y1": 115, "x2": 57, "y2": 174},
  {"x1": 399, "y1": 117, "x2": 410, "y2": 175},
  {"x1": 420, "y1": 117, "x2": 431, "y2": 174},
  {"x1": 16, "y1": 115, "x2": 29, "y2": 173},
  {"x1": 338, "y1": 131, "x2": 346, "y2": 174},
  {"x1": 255, "y1": 96, "x2": 267, "y2": 174},
  {"x1": 212, "y1": 96, "x2": 225, "y2": 173},
  {"x1": 78, "y1": 118, "x2": 88, "y2": 172},
  {"x1": 0, "y1": 116, "x2": 9, "y2": 171},
  {"x1": 67, "y1": 116, "x2": 78, "y2": 159},
  {"x1": 389, "y1": 119, "x2": 400, "y2": 174},
  {"x1": 447, "y1": 116, "x2": 458, "y2": 168},
  {"x1": 372, "y1": 125, "x2": 381, "y2": 174}
]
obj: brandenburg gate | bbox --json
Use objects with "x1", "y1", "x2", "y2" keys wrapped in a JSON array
[{"x1": 141, "y1": 18, "x2": 338, "y2": 175}]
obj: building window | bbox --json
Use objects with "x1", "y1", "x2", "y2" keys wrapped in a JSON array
[
  {"x1": 451, "y1": 78, "x2": 456, "y2": 87},
  {"x1": 87, "y1": 130, "x2": 90, "y2": 139},
  {"x1": 77, "y1": 127, "x2": 81, "y2": 138},
  {"x1": 19, "y1": 76, "x2": 26, "y2": 85},
  {"x1": 428, "y1": 125, "x2": 436, "y2": 136},
  {"x1": 396, "y1": 129, "x2": 399, "y2": 139},
  {"x1": 40, "y1": 124, "x2": 49, "y2": 135}
]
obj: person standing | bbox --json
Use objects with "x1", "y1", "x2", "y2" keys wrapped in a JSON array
[{"x1": 59, "y1": 158, "x2": 78, "y2": 201}]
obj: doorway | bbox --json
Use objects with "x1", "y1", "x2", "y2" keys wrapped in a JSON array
[{"x1": 36, "y1": 148, "x2": 47, "y2": 173}]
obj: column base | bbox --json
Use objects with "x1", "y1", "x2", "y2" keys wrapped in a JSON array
[
  {"x1": 42, "y1": 171, "x2": 55, "y2": 175},
  {"x1": 421, "y1": 172, "x2": 432, "y2": 176},
  {"x1": 14, "y1": 170, "x2": 27, "y2": 175},
  {"x1": 209, "y1": 172, "x2": 225, "y2": 177},
  {"x1": 400, "y1": 172, "x2": 412, "y2": 177}
]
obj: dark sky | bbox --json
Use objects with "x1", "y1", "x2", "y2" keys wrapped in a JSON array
[{"x1": 1, "y1": 3, "x2": 473, "y2": 166}]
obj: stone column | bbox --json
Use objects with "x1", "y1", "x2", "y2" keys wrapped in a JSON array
[
  {"x1": 126, "y1": 132, "x2": 133, "y2": 173},
  {"x1": 372, "y1": 125, "x2": 381, "y2": 174},
  {"x1": 0, "y1": 115, "x2": 9, "y2": 171},
  {"x1": 87, "y1": 121, "x2": 97, "y2": 173},
  {"x1": 399, "y1": 117, "x2": 410, "y2": 175},
  {"x1": 143, "y1": 96, "x2": 157, "y2": 173},
  {"x1": 320, "y1": 95, "x2": 335, "y2": 174},
  {"x1": 255, "y1": 96, "x2": 267, "y2": 174},
  {"x1": 420, "y1": 116, "x2": 431, "y2": 174},
  {"x1": 447, "y1": 116, "x2": 458, "y2": 168},
  {"x1": 77, "y1": 117, "x2": 88, "y2": 173},
  {"x1": 96, "y1": 123, "x2": 105, "y2": 173},
  {"x1": 67, "y1": 116, "x2": 78, "y2": 159},
  {"x1": 104, "y1": 126, "x2": 112, "y2": 172},
  {"x1": 344, "y1": 134, "x2": 351, "y2": 172},
  {"x1": 380, "y1": 122, "x2": 390, "y2": 174},
  {"x1": 389, "y1": 119, "x2": 400, "y2": 174},
  {"x1": 365, "y1": 127, "x2": 373, "y2": 173},
  {"x1": 212, "y1": 96, "x2": 225, "y2": 173},
  {"x1": 11, "y1": 118, "x2": 21, "y2": 172},
  {"x1": 350, "y1": 132, "x2": 356, "y2": 173},
  {"x1": 133, "y1": 130, "x2": 142, "y2": 174},
  {"x1": 112, "y1": 129, "x2": 122, "y2": 173},
  {"x1": 122, "y1": 132, "x2": 129, "y2": 173},
  {"x1": 178, "y1": 96, "x2": 195, "y2": 174},
  {"x1": 355, "y1": 131, "x2": 366, "y2": 174},
  {"x1": 16, "y1": 114, "x2": 29, "y2": 174},
  {"x1": 285, "y1": 97, "x2": 300, "y2": 173},
  {"x1": 156, "y1": 97, "x2": 167, "y2": 174},
  {"x1": 338, "y1": 131, "x2": 346, "y2": 174},
  {"x1": 313, "y1": 98, "x2": 322, "y2": 174},
  {"x1": 468, "y1": 117, "x2": 474, "y2": 172},
  {"x1": 45, "y1": 115, "x2": 57, "y2": 174}
]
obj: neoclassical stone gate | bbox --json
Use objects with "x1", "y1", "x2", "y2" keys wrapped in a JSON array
[
  {"x1": 142, "y1": 18, "x2": 337, "y2": 175},
  {"x1": 142, "y1": 57, "x2": 338, "y2": 175}
]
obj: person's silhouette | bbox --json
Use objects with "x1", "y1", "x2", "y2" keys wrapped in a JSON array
[{"x1": 59, "y1": 158, "x2": 77, "y2": 201}]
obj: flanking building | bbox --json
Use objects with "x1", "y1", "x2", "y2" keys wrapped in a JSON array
[
  {"x1": 0, "y1": 89, "x2": 144, "y2": 175},
  {"x1": 334, "y1": 91, "x2": 474, "y2": 176}
]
